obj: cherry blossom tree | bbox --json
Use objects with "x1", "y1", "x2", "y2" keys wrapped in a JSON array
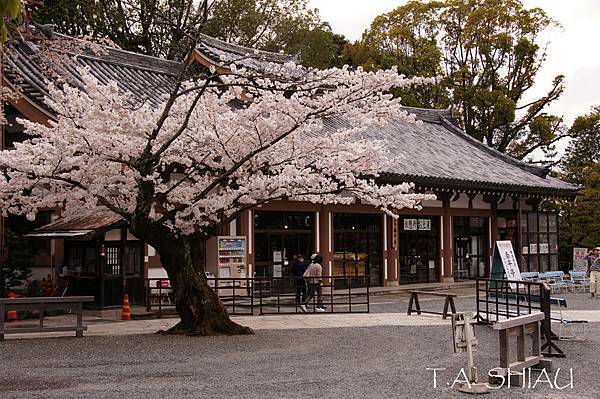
[{"x1": 0, "y1": 51, "x2": 434, "y2": 334}]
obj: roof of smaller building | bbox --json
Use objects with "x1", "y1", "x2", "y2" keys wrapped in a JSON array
[
  {"x1": 25, "y1": 211, "x2": 124, "y2": 239},
  {"x1": 196, "y1": 33, "x2": 301, "y2": 71}
]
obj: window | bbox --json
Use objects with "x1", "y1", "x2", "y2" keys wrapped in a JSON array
[
  {"x1": 522, "y1": 212, "x2": 559, "y2": 272},
  {"x1": 105, "y1": 246, "x2": 121, "y2": 275},
  {"x1": 66, "y1": 245, "x2": 97, "y2": 274}
]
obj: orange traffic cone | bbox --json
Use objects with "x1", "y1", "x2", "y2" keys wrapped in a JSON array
[
  {"x1": 121, "y1": 293, "x2": 131, "y2": 321},
  {"x1": 7, "y1": 292, "x2": 17, "y2": 322}
]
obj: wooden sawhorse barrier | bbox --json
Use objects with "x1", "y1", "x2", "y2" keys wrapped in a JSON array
[
  {"x1": 490, "y1": 312, "x2": 552, "y2": 386},
  {"x1": 407, "y1": 291, "x2": 457, "y2": 319}
]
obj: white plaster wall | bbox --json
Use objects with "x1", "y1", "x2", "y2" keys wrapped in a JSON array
[
  {"x1": 104, "y1": 229, "x2": 121, "y2": 241},
  {"x1": 497, "y1": 197, "x2": 514, "y2": 210},
  {"x1": 451, "y1": 193, "x2": 470, "y2": 208},
  {"x1": 472, "y1": 194, "x2": 491, "y2": 210}
]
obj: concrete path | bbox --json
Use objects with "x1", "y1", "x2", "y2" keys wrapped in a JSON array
[
  {"x1": 3, "y1": 308, "x2": 599, "y2": 340},
  {"x1": 2, "y1": 312, "x2": 451, "y2": 340}
]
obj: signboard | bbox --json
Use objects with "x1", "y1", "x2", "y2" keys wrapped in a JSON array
[
  {"x1": 273, "y1": 264, "x2": 282, "y2": 278},
  {"x1": 392, "y1": 210, "x2": 399, "y2": 249},
  {"x1": 529, "y1": 243, "x2": 538, "y2": 255},
  {"x1": 418, "y1": 219, "x2": 431, "y2": 231},
  {"x1": 404, "y1": 218, "x2": 431, "y2": 231},
  {"x1": 404, "y1": 219, "x2": 417, "y2": 231},
  {"x1": 573, "y1": 248, "x2": 588, "y2": 272},
  {"x1": 539, "y1": 243, "x2": 549, "y2": 254},
  {"x1": 490, "y1": 240, "x2": 522, "y2": 289}
]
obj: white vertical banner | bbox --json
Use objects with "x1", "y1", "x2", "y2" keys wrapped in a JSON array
[
  {"x1": 229, "y1": 220, "x2": 237, "y2": 236},
  {"x1": 395, "y1": 258, "x2": 398, "y2": 280}
]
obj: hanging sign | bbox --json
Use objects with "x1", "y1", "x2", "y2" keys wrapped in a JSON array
[
  {"x1": 490, "y1": 240, "x2": 522, "y2": 289},
  {"x1": 418, "y1": 219, "x2": 431, "y2": 231},
  {"x1": 573, "y1": 248, "x2": 588, "y2": 272},
  {"x1": 404, "y1": 219, "x2": 417, "y2": 231}
]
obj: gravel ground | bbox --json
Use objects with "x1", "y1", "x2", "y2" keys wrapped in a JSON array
[{"x1": 1, "y1": 323, "x2": 598, "y2": 399}]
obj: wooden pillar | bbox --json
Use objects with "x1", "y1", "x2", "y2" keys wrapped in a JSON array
[
  {"x1": 239, "y1": 210, "x2": 254, "y2": 278},
  {"x1": 488, "y1": 199, "x2": 498, "y2": 278},
  {"x1": 319, "y1": 207, "x2": 332, "y2": 282},
  {"x1": 386, "y1": 213, "x2": 399, "y2": 286},
  {"x1": 516, "y1": 197, "x2": 524, "y2": 269},
  {"x1": 442, "y1": 196, "x2": 453, "y2": 282}
]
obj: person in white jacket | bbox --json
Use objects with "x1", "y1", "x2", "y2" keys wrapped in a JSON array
[{"x1": 301, "y1": 254, "x2": 325, "y2": 312}]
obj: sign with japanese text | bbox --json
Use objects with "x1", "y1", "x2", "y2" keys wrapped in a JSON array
[
  {"x1": 404, "y1": 219, "x2": 417, "y2": 231},
  {"x1": 573, "y1": 248, "x2": 588, "y2": 272},
  {"x1": 490, "y1": 241, "x2": 522, "y2": 289},
  {"x1": 418, "y1": 219, "x2": 431, "y2": 231}
]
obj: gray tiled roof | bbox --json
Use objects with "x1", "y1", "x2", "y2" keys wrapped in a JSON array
[
  {"x1": 197, "y1": 33, "x2": 301, "y2": 72},
  {"x1": 4, "y1": 32, "x2": 577, "y2": 197},
  {"x1": 4, "y1": 33, "x2": 181, "y2": 113},
  {"x1": 320, "y1": 108, "x2": 578, "y2": 196}
]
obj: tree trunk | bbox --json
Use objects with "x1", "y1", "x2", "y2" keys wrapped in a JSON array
[{"x1": 154, "y1": 236, "x2": 253, "y2": 336}]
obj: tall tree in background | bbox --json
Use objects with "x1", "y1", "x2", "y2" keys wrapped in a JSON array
[
  {"x1": 546, "y1": 107, "x2": 600, "y2": 267},
  {"x1": 346, "y1": 0, "x2": 568, "y2": 160},
  {"x1": 35, "y1": 0, "x2": 348, "y2": 68},
  {"x1": 345, "y1": 1, "x2": 448, "y2": 108}
]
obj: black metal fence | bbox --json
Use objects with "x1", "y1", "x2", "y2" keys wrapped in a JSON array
[
  {"x1": 475, "y1": 278, "x2": 564, "y2": 358},
  {"x1": 144, "y1": 275, "x2": 370, "y2": 316}
]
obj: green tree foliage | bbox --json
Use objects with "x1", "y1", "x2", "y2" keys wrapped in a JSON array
[
  {"x1": 35, "y1": 0, "x2": 347, "y2": 68},
  {"x1": 204, "y1": 0, "x2": 347, "y2": 69},
  {"x1": 544, "y1": 107, "x2": 600, "y2": 267},
  {"x1": 345, "y1": 0, "x2": 568, "y2": 159},
  {"x1": 344, "y1": 1, "x2": 448, "y2": 108},
  {"x1": 0, "y1": 0, "x2": 22, "y2": 42}
]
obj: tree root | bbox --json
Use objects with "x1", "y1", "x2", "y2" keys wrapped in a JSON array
[{"x1": 157, "y1": 320, "x2": 254, "y2": 336}]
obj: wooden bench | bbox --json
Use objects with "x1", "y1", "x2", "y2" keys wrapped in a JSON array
[
  {"x1": 0, "y1": 296, "x2": 94, "y2": 340},
  {"x1": 407, "y1": 290, "x2": 457, "y2": 319}
]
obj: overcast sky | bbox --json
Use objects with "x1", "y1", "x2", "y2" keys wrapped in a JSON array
[{"x1": 308, "y1": 0, "x2": 600, "y2": 127}]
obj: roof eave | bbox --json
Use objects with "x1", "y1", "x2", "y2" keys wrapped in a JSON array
[{"x1": 378, "y1": 173, "x2": 579, "y2": 200}]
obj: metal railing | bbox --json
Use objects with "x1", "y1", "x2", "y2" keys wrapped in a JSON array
[
  {"x1": 475, "y1": 278, "x2": 564, "y2": 358},
  {"x1": 144, "y1": 275, "x2": 370, "y2": 316}
]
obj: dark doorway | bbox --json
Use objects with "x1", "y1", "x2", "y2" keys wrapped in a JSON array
[
  {"x1": 399, "y1": 216, "x2": 440, "y2": 284},
  {"x1": 253, "y1": 211, "x2": 314, "y2": 278},
  {"x1": 333, "y1": 213, "x2": 382, "y2": 288},
  {"x1": 453, "y1": 217, "x2": 489, "y2": 281}
]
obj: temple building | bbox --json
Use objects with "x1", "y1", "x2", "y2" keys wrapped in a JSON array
[{"x1": 0, "y1": 28, "x2": 578, "y2": 307}]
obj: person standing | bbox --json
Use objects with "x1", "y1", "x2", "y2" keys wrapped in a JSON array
[
  {"x1": 587, "y1": 247, "x2": 600, "y2": 298},
  {"x1": 301, "y1": 254, "x2": 325, "y2": 312},
  {"x1": 291, "y1": 254, "x2": 308, "y2": 305}
]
